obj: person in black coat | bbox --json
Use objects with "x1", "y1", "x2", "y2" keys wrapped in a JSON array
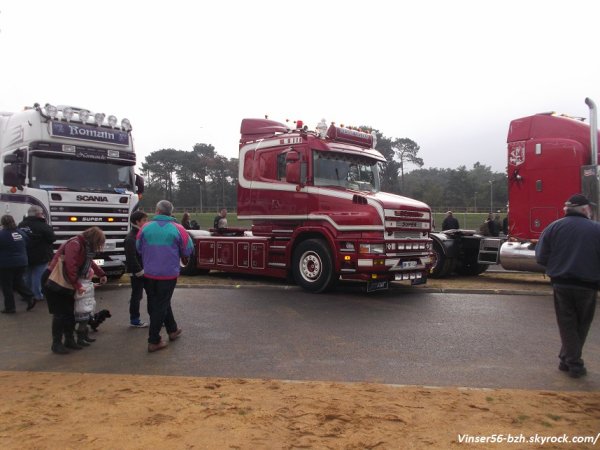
[
  {"x1": 536, "y1": 194, "x2": 600, "y2": 379},
  {"x1": 441, "y1": 211, "x2": 460, "y2": 231},
  {"x1": 0, "y1": 215, "x2": 35, "y2": 313},
  {"x1": 124, "y1": 211, "x2": 149, "y2": 327},
  {"x1": 18, "y1": 205, "x2": 56, "y2": 302}
]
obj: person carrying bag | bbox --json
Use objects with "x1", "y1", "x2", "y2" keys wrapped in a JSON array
[{"x1": 43, "y1": 227, "x2": 108, "y2": 355}]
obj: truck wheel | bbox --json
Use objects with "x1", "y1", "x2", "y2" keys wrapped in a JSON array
[
  {"x1": 456, "y1": 261, "x2": 488, "y2": 276},
  {"x1": 429, "y1": 240, "x2": 453, "y2": 278},
  {"x1": 179, "y1": 251, "x2": 200, "y2": 277},
  {"x1": 292, "y1": 239, "x2": 336, "y2": 293}
]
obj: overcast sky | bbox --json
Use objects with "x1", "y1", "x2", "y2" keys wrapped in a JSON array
[{"x1": 1, "y1": 0, "x2": 599, "y2": 173}]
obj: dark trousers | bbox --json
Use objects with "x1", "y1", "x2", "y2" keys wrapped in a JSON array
[
  {"x1": 129, "y1": 276, "x2": 148, "y2": 322},
  {"x1": 552, "y1": 285, "x2": 597, "y2": 369},
  {"x1": 145, "y1": 278, "x2": 178, "y2": 344},
  {"x1": 0, "y1": 266, "x2": 33, "y2": 311}
]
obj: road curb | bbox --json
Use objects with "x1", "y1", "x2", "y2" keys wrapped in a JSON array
[{"x1": 102, "y1": 281, "x2": 552, "y2": 296}]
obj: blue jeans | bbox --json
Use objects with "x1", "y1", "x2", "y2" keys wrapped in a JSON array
[
  {"x1": 25, "y1": 263, "x2": 48, "y2": 300},
  {"x1": 129, "y1": 275, "x2": 148, "y2": 322},
  {"x1": 144, "y1": 278, "x2": 178, "y2": 344}
]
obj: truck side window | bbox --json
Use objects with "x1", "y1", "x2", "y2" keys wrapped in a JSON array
[
  {"x1": 257, "y1": 149, "x2": 279, "y2": 181},
  {"x1": 277, "y1": 153, "x2": 287, "y2": 181}
]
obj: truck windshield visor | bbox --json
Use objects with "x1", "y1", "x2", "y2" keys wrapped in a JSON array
[
  {"x1": 29, "y1": 154, "x2": 135, "y2": 193},
  {"x1": 313, "y1": 151, "x2": 380, "y2": 192}
]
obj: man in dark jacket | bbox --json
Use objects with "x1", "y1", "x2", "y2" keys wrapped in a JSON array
[
  {"x1": 18, "y1": 205, "x2": 56, "y2": 302},
  {"x1": 535, "y1": 193, "x2": 600, "y2": 379},
  {"x1": 0, "y1": 214, "x2": 35, "y2": 312},
  {"x1": 124, "y1": 211, "x2": 148, "y2": 327},
  {"x1": 441, "y1": 211, "x2": 459, "y2": 231}
]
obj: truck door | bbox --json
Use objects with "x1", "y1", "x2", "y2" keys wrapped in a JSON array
[{"x1": 252, "y1": 146, "x2": 308, "y2": 219}]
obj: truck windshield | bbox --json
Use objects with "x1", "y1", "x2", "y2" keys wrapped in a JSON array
[
  {"x1": 29, "y1": 155, "x2": 134, "y2": 192},
  {"x1": 313, "y1": 151, "x2": 380, "y2": 192}
]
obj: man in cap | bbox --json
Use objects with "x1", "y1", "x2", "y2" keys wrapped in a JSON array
[
  {"x1": 441, "y1": 211, "x2": 460, "y2": 231},
  {"x1": 535, "y1": 193, "x2": 600, "y2": 378}
]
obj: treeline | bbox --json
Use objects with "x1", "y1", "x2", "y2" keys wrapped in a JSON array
[{"x1": 138, "y1": 130, "x2": 507, "y2": 213}]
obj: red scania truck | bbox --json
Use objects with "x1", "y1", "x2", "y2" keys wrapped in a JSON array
[
  {"x1": 430, "y1": 98, "x2": 600, "y2": 277},
  {"x1": 183, "y1": 118, "x2": 433, "y2": 292}
]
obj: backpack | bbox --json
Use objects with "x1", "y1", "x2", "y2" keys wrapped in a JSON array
[{"x1": 213, "y1": 216, "x2": 220, "y2": 229}]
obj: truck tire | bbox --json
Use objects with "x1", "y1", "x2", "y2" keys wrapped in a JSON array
[
  {"x1": 429, "y1": 240, "x2": 453, "y2": 278},
  {"x1": 179, "y1": 250, "x2": 208, "y2": 276},
  {"x1": 292, "y1": 238, "x2": 336, "y2": 293},
  {"x1": 455, "y1": 261, "x2": 488, "y2": 276}
]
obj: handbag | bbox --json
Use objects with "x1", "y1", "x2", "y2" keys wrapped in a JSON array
[{"x1": 45, "y1": 255, "x2": 75, "y2": 296}]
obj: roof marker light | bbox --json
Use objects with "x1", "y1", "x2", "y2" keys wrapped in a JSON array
[
  {"x1": 371, "y1": 131, "x2": 378, "y2": 148},
  {"x1": 316, "y1": 119, "x2": 328, "y2": 138},
  {"x1": 107, "y1": 115, "x2": 118, "y2": 128},
  {"x1": 121, "y1": 118, "x2": 132, "y2": 131}
]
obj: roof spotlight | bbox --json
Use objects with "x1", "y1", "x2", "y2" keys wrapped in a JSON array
[
  {"x1": 63, "y1": 107, "x2": 74, "y2": 122},
  {"x1": 121, "y1": 118, "x2": 132, "y2": 131},
  {"x1": 94, "y1": 112, "x2": 105, "y2": 126},
  {"x1": 79, "y1": 109, "x2": 90, "y2": 123},
  {"x1": 107, "y1": 115, "x2": 118, "y2": 128},
  {"x1": 45, "y1": 104, "x2": 58, "y2": 119}
]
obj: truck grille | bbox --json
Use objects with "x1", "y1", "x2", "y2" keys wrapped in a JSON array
[{"x1": 49, "y1": 203, "x2": 130, "y2": 252}]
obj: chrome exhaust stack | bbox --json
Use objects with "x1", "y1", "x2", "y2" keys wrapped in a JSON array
[{"x1": 585, "y1": 97, "x2": 598, "y2": 165}]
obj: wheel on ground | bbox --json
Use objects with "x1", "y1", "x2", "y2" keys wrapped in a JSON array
[
  {"x1": 292, "y1": 239, "x2": 336, "y2": 293},
  {"x1": 179, "y1": 250, "x2": 206, "y2": 276},
  {"x1": 455, "y1": 260, "x2": 488, "y2": 276}
]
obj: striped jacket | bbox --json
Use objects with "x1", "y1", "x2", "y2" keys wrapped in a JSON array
[{"x1": 136, "y1": 215, "x2": 193, "y2": 280}]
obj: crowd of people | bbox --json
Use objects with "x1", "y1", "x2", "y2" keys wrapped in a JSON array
[{"x1": 0, "y1": 197, "x2": 597, "y2": 377}]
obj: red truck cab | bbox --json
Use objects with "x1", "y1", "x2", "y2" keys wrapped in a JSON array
[{"x1": 186, "y1": 118, "x2": 433, "y2": 292}]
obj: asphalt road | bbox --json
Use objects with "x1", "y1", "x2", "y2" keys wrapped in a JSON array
[{"x1": 0, "y1": 285, "x2": 598, "y2": 391}]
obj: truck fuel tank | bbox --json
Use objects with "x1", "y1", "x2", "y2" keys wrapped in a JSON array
[{"x1": 499, "y1": 241, "x2": 545, "y2": 273}]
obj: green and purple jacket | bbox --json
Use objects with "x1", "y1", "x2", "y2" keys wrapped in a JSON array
[{"x1": 136, "y1": 215, "x2": 193, "y2": 280}]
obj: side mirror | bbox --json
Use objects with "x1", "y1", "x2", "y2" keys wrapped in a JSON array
[
  {"x1": 285, "y1": 151, "x2": 301, "y2": 185},
  {"x1": 4, "y1": 154, "x2": 18, "y2": 164},
  {"x1": 135, "y1": 173, "x2": 145, "y2": 194},
  {"x1": 3, "y1": 164, "x2": 25, "y2": 188}
]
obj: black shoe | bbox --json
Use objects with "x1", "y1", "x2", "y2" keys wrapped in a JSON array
[
  {"x1": 558, "y1": 362, "x2": 569, "y2": 372},
  {"x1": 76, "y1": 337, "x2": 90, "y2": 347},
  {"x1": 51, "y1": 343, "x2": 69, "y2": 354},
  {"x1": 83, "y1": 332, "x2": 96, "y2": 343},
  {"x1": 64, "y1": 338, "x2": 83, "y2": 350},
  {"x1": 26, "y1": 298, "x2": 36, "y2": 311},
  {"x1": 1, "y1": 309, "x2": 16, "y2": 314},
  {"x1": 569, "y1": 367, "x2": 587, "y2": 378}
]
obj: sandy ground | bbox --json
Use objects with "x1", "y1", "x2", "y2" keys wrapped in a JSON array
[
  {"x1": 1, "y1": 273, "x2": 597, "y2": 449},
  {"x1": 0, "y1": 371, "x2": 598, "y2": 449}
]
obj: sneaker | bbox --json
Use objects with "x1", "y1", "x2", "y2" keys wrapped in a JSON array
[
  {"x1": 148, "y1": 341, "x2": 168, "y2": 353},
  {"x1": 130, "y1": 320, "x2": 148, "y2": 328},
  {"x1": 168, "y1": 328, "x2": 183, "y2": 341}
]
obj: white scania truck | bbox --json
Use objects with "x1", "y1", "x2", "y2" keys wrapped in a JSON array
[{"x1": 0, "y1": 103, "x2": 144, "y2": 277}]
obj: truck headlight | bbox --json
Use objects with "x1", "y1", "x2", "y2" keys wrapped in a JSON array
[{"x1": 359, "y1": 243, "x2": 385, "y2": 254}]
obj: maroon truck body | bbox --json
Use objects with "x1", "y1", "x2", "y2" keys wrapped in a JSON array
[{"x1": 184, "y1": 119, "x2": 433, "y2": 292}]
